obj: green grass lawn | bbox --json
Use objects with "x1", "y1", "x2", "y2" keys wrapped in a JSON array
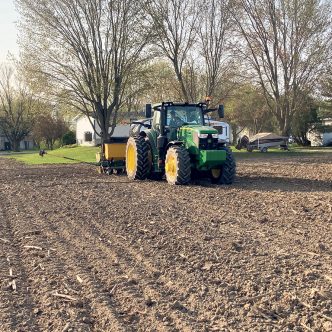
[
  {"x1": 3, "y1": 146, "x2": 100, "y2": 165},
  {"x1": 231, "y1": 145, "x2": 332, "y2": 158},
  {"x1": 2, "y1": 144, "x2": 331, "y2": 165}
]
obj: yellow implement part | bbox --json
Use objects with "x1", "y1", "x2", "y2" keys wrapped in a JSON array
[
  {"x1": 96, "y1": 152, "x2": 102, "y2": 162},
  {"x1": 104, "y1": 143, "x2": 126, "y2": 161}
]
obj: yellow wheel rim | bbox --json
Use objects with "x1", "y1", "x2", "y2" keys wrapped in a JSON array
[
  {"x1": 211, "y1": 168, "x2": 221, "y2": 179},
  {"x1": 166, "y1": 154, "x2": 177, "y2": 180},
  {"x1": 126, "y1": 143, "x2": 136, "y2": 175}
]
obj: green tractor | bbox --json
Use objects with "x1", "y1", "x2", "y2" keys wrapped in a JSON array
[{"x1": 126, "y1": 102, "x2": 236, "y2": 185}]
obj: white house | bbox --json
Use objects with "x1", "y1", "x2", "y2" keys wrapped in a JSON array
[
  {"x1": 308, "y1": 118, "x2": 332, "y2": 146},
  {"x1": 74, "y1": 114, "x2": 130, "y2": 146}
]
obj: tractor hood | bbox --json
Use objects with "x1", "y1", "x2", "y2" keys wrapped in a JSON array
[
  {"x1": 178, "y1": 125, "x2": 219, "y2": 147},
  {"x1": 177, "y1": 124, "x2": 220, "y2": 154},
  {"x1": 179, "y1": 124, "x2": 218, "y2": 135}
]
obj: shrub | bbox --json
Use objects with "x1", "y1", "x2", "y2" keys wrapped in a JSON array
[{"x1": 62, "y1": 131, "x2": 76, "y2": 146}]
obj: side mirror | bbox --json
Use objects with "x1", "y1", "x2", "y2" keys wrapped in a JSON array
[
  {"x1": 218, "y1": 104, "x2": 224, "y2": 118},
  {"x1": 145, "y1": 103, "x2": 152, "y2": 118}
]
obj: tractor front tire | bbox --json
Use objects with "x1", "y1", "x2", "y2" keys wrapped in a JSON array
[
  {"x1": 165, "y1": 145, "x2": 191, "y2": 185},
  {"x1": 210, "y1": 147, "x2": 236, "y2": 185},
  {"x1": 126, "y1": 137, "x2": 149, "y2": 180}
]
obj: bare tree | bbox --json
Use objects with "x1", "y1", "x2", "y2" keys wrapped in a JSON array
[
  {"x1": 145, "y1": 0, "x2": 199, "y2": 102},
  {"x1": 321, "y1": 69, "x2": 332, "y2": 104},
  {"x1": 0, "y1": 66, "x2": 35, "y2": 151},
  {"x1": 33, "y1": 113, "x2": 68, "y2": 150},
  {"x1": 232, "y1": 0, "x2": 332, "y2": 135},
  {"x1": 198, "y1": 0, "x2": 234, "y2": 100},
  {"x1": 17, "y1": 0, "x2": 150, "y2": 144},
  {"x1": 228, "y1": 84, "x2": 273, "y2": 135}
]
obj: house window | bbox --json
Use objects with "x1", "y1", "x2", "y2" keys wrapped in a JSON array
[
  {"x1": 84, "y1": 132, "x2": 93, "y2": 142},
  {"x1": 4, "y1": 142, "x2": 11, "y2": 150}
]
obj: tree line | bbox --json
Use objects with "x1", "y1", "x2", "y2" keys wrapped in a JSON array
[{"x1": 1, "y1": 0, "x2": 331, "y2": 150}]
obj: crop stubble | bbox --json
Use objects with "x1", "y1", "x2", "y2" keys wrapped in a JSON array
[{"x1": 0, "y1": 155, "x2": 331, "y2": 331}]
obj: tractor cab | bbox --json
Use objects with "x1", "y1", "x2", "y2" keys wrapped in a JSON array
[{"x1": 150, "y1": 103, "x2": 206, "y2": 141}]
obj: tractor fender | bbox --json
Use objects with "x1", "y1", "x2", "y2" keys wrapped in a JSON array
[{"x1": 166, "y1": 141, "x2": 183, "y2": 150}]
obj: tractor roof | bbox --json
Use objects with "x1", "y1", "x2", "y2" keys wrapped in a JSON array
[{"x1": 152, "y1": 102, "x2": 207, "y2": 110}]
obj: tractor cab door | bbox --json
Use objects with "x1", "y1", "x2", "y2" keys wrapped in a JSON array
[
  {"x1": 150, "y1": 110, "x2": 161, "y2": 145},
  {"x1": 165, "y1": 109, "x2": 183, "y2": 141},
  {"x1": 146, "y1": 110, "x2": 162, "y2": 169}
]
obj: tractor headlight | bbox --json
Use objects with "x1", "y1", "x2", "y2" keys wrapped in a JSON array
[
  {"x1": 212, "y1": 133, "x2": 219, "y2": 139},
  {"x1": 198, "y1": 133, "x2": 208, "y2": 139}
]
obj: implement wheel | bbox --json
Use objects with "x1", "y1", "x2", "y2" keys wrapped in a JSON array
[
  {"x1": 210, "y1": 147, "x2": 236, "y2": 185},
  {"x1": 165, "y1": 145, "x2": 191, "y2": 185},
  {"x1": 97, "y1": 166, "x2": 104, "y2": 174},
  {"x1": 126, "y1": 137, "x2": 149, "y2": 180}
]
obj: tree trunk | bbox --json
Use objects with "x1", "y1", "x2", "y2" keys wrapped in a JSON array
[
  {"x1": 232, "y1": 124, "x2": 239, "y2": 145},
  {"x1": 98, "y1": 115, "x2": 110, "y2": 146},
  {"x1": 12, "y1": 139, "x2": 20, "y2": 152},
  {"x1": 294, "y1": 133, "x2": 311, "y2": 146},
  {"x1": 173, "y1": 60, "x2": 190, "y2": 102},
  {"x1": 101, "y1": 129, "x2": 109, "y2": 145},
  {"x1": 281, "y1": 117, "x2": 291, "y2": 137}
]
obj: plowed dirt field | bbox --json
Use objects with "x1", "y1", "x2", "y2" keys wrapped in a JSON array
[{"x1": 0, "y1": 154, "x2": 331, "y2": 332}]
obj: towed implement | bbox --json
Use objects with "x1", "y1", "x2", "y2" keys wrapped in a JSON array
[
  {"x1": 96, "y1": 137, "x2": 127, "y2": 174},
  {"x1": 126, "y1": 102, "x2": 236, "y2": 185}
]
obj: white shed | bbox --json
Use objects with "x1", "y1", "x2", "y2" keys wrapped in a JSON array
[{"x1": 74, "y1": 114, "x2": 130, "y2": 146}]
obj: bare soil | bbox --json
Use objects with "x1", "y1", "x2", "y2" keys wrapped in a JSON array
[{"x1": 0, "y1": 154, "x2": 331, "y2": 332}]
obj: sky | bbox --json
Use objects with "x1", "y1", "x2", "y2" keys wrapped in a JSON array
[{"x1": 0, "y1": 0, "x2": 19, "y2": 63}]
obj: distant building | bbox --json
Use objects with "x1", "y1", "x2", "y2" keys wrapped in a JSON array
[
  {"x1": 73, "y1": 114, "x2": 130, "y2": 146},
  {"x1": 0, "y1": 133, "x2": 34, "y2": 151},
  {"x1": 308, "y1": 118, "x2": 332, "y2": 146}
]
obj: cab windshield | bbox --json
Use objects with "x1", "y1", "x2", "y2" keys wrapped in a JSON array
[{"x1": 166, "y1": 106, "x2": 204, "y2": 127}]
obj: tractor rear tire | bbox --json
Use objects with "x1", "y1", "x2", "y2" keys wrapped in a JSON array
[
  {"x1": 210, "y1": 147, "x2": 236, "y2": 185},
  {"x1": 126, "y1": 137, "x2": 149, "y2": 180},
  {"x1": 165, "y1": 145, "x2": 191, "y2": 185}
]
